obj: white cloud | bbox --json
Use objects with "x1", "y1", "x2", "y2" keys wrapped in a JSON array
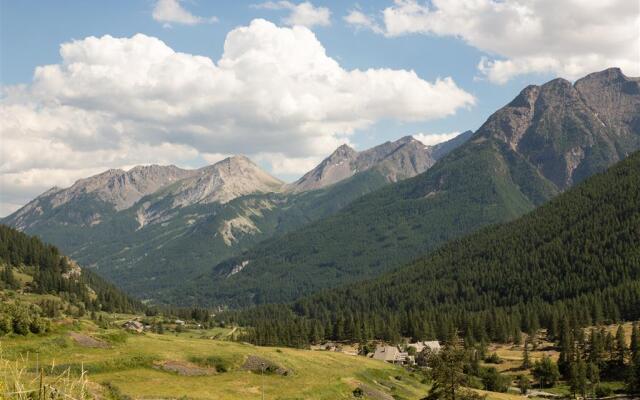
[
  {"x1": 0, "y1": 19, "x2": 473, "y2": 215},
  {"x1": 152, "y1": 0, "x2": 217, "y2": 26},
  {"x1": 413, "y1": 131, "x2": 460, "y2": 146},
  {"x1": 344, "y1": 9, "x2": 383, "y2": 34},
  {"x1": 379, "y1": 0, "x2": 640, "y2": 83},
  {"x1": 253, "y1": 1, "x2": 331, "y2": 28},
  {"x1": 254, "y1": 153, "x2": 323, "y2": 176}
]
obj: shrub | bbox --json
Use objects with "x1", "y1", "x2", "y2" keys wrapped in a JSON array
[
  {"x1": 189, "y1": 355, "x2": 233, "y2": 373},
  {"x1": 595, "y1": 385, "x2": 613, "y2": 398},
  {"x1": 484, "y1": 353, "x2": 502, "y2": 364},
  {"x1": 481, "y1": 367, "x2": 510, "y2": 392}
]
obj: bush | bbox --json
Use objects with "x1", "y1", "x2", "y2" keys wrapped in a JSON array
[
  {"x1": 481, "y1": 367, "x2": 510, "y2": 392},
  {"x1": 484, "y1": 353, "x2": 502, "y2": 364},
  {"x1": 189, "y1": 356, "x2": 232, "y2": 373},
  {"x1": 595, "y1": 385, "x2": 613, "y2": 398}
]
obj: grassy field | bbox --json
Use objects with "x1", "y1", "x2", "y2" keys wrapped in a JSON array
[{"x1": 1, "y1": 318, "x2": 431, "y2": 400}]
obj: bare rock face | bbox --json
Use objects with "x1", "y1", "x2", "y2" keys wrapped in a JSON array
[
  {"x1": 168, "y1": 156, "x2": 284, "y2": 207},
  {"x1": 50, "y1": 165, "x2": 195, "y2": 211},
  {"x1": 475, "y1": 67, "x2": 640, "y2": 190},
  {"x1": 285, "y1": 135, "x2": 445, "y2": 193},
  {"x1": 6, "y1": 156, "x2": 284, "y2": 229},
  {"x1": 285, "y1": 145, "x2": 359, "y2": 193}
]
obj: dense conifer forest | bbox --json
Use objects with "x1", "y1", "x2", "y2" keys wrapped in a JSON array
[
  {"x1": 0, "y1": 224, "x2": 142, "y2": 314},
  {"x1": 227, "y1": 151, "x2": 640, "y2": 348}
]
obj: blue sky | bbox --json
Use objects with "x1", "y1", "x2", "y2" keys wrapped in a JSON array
[
  {"x1": 0, "y1": 0, "x2": 553, "y2": 144},
  {"x1": 0, "y1": 0, "x2": 636, "y2": 215}
]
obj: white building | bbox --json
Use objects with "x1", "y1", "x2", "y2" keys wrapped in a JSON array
[
  {"x1": 408, "y1": 340, "x2": 441, "y2": 354},
  {"x1": 372, "y1": 345, "x2": 409, "y2": 364}
]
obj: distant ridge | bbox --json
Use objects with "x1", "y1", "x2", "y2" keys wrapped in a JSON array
[
  {"x1": 286, "y1": 132, "x2": 473, "y2": 193},
  {"x1": 182, "y1": 68, "x2": 640, "y2": 308},
  {"x1": 2, "y1": 131, "x2": 472, "y2": 302}
]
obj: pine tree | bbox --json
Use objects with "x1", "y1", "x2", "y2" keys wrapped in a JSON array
[
  {"x1": 522, "y1": 338, "x2": 531, "y2": 369},
  {"x1": 587, "y1": 362, "x2": 600, "y2": 399},
  {"x1": 569, "y1": 359, "x2": 587, "y2": 398},
  {"x1": 631, "y1": 323, "x2": 640, "y2": 363},
  {"x1": 615, "y1": 325, "x2": 627, "y2": 367}
]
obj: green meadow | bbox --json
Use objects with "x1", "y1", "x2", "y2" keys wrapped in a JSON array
[{"x1": 1, "y1": 318, "x2": 432, "y2": 399}]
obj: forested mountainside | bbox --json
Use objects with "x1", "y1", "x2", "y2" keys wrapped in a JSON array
[
  {"x1": 3, "y1": 134, "x2": 470, "y2": 300},
  {"x1": 0, "y1": 224, "x2": 141, "y2": 314},
  {"x1": 229, "y1": 150, "x2": 640, "y2": 347},
  {"x1": 178, "y1": 67, "x2": 640, "y2": 308}
]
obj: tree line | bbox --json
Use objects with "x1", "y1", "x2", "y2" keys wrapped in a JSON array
[{"x1": 224, "y1": 152, "x2": 640, "y2": 349}]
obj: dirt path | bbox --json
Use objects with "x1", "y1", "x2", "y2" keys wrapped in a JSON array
[
  {"x1": 68, "y1": 332, "x2": 110, "y2": 348},
  {"x1": 154, "y1": 360, "x2": 216, "y2": 376}
]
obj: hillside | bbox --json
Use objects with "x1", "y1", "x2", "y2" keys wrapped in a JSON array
[
  {"x1": 3, "y1": 134, "x2": 470, "y2": 300},
  {"x1": 179, "y1": 68, "x2": 640, "y2": 307},
  {"x1": 1, "y1": 320, "x2": 435, "y2": 399},
  {"x1": 0, "y1": 225, "x2": 141, "y2": 325},
  {"x1": 232, "y1": 150, "x2": 640, "y2": 346}
]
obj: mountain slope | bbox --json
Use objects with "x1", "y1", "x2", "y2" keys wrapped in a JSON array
[
  {"x1": 186, "y1": 68, "x2": 640, "y2": 308},
  {"x1": 0, "y1": 224, "x2": 141, "y2": 313},
  {"x1": 233, "y1": 150, "x2": 640, "y2": 345},
  {"x1": 285, "y1": 134, "x2": 469, "y2": 193},
  {"x1": 3, "y1": 134, "x2": 470, "y2": 300}
]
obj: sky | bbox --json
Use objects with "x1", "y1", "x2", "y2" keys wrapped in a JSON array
[{"x1": 0, "y1": 0, "x2": 638, "y2": 216}]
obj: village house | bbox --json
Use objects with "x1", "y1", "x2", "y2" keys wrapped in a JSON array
[
  {"x1": 407, "y1": 340, "x2": 441, "y2": 354},
  {"x1": 372, "y1": 345, "x2": 412, "y2": 364},
  {"x1": 122, "y1": 320, "x2": 144, "y2": 333}
]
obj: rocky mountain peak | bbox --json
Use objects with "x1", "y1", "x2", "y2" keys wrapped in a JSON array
[
  {"x1": 396, "y1": 135, "x2": 421, "y2": 145},
  {"x1": 329, "y1": 144, "x2": 358, "y2": 159},
  {"x1": 577, "y1": 67, "x2": 627, "y2": 86},
  {"x1": 167, "y1": 156, "x2": 284, "y2": 207},
  {"x1": 476, "y1": 67, "x2": 639, "y2": 191},
  {"x1": 284, "y1": 134, "x2": 465, "y2": 193}
]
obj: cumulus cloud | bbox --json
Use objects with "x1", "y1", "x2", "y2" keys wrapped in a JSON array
[
  {"x1": 413, "y1": 131, "x2": 461, "y2": 146},
  {"x1": 372, "y1": 0, "x2": 640, "y2": 83},
  {"x1": 253, "y1": 1, "x2": 331, "y2": 27},
  {"x1": 152, "y1": 0, "x2": 217, "y2": 26},
  {"x1": 344, "y1": 9, "x2": 383, "y2": 34},
  {"x1": 0, "y1": 19, "x2": 473, "y2": 215}
]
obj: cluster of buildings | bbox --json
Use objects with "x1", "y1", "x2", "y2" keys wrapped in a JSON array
[
  {"x1": 371, "y1": 341, "x2": 441, "y2": 365},
  {"x1": 316, "y1": 340, "x2": 442, "y2": 366},
  {"x1": 121, "y1": 318, "x2": 195, "y2": 333}
]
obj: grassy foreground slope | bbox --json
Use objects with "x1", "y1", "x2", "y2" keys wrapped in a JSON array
[{"x1": 1, "y1": 316, "x2": 431, "y2": 400}]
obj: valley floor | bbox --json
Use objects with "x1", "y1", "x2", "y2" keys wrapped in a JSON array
[{"x1": 1, "y1": 317, "x2": 432, "y2": 399}]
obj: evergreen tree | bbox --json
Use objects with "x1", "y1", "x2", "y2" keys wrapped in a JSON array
[
  {"x1": 615, "y1": 325, "x2": 628, "y2": 367},
  {"x1": 522, "y1": 338, "x2": 531, "y2": 369},
  {"x1": 569, "y1": 359, "x2": 587, "y2": 398},
  {"x1": 517, "y1": 375, "x2": 530, "y2": 395},
  {"x1": 424, "y1": 339, "x2": 469, "y2": 400},
  {"x1": 533, "y1": 356, "x2": 560, "y2": 388},
  {"x1": 631, "y1": 323, "x2": 640, "y2": 363},
  {"x1": 587, "y1": 362, "x2": 600, "y2": 399}
]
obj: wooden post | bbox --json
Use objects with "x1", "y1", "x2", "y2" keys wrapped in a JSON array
[{"x1": 39, "y1": 368, "x2": 43, "y2": 400}]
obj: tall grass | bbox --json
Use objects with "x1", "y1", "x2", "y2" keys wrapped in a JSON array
[{"x1": 1, "y1": 345, "x2": 92, "y2": 399}]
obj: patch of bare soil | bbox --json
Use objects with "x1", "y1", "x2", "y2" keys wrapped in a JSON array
[
  {"x1": 68, "y1": 332, "x2": 110, "y2": 349},
  {"x1": 357, "y1": 384, "x2": 394, "y2": 400},
  {"x1": 153, "y1": 360, "x2": 216, "y2": 376},
  {"x1": 242, "y1": 355, "x2": 290, "y2": 376}
]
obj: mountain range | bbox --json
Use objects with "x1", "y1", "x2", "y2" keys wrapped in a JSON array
[
  {"x1": 3, "y1": 67, "x2": 638, "y2": 308},
  {"x1": 179, "y1": 67, "x2": 640, "y2": 307},
  {"x1": 2, "y1": 131, "x2": 471, "y2": 300},
  {"x1": 233, "y1": 146, "x2": 640, "y2": 346}
]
